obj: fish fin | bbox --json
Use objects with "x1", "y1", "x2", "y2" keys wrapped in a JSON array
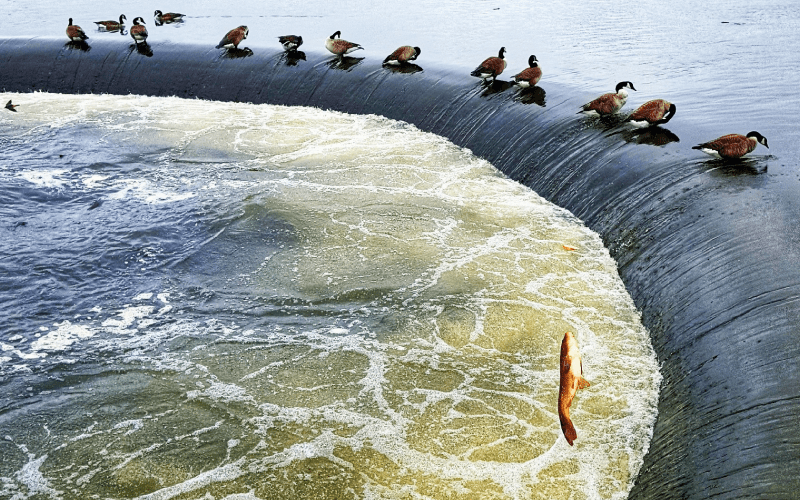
[{"x1": 578, "y1": 377, "x2": 590, "y2": 389}]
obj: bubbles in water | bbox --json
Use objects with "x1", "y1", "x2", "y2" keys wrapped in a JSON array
[{"x1": 0, "y1": 93, "x2": 660, "y2": 500}]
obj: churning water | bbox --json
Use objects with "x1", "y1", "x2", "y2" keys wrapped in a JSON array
[{"x1": 0, "y1": 93, "x2": 660, "y2": 499}]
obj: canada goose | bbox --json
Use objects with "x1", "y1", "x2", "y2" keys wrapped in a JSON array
[
  {"x1": 471, "y1": 47, "x2": 507, "y2": 82},
  {"x1": 580, "y1": 81, "x2": 636, "y2": 116},
  {"x1": 130, "y1": 17, "x2": 148, "y2": 44},
  {"x1": 692, "y1": 131, "x2": 769, "y2": 159},
  {"x1": 383, "y1": 45, "x2": 421, "y2": 65},
  {"x1": 278, "y1": 35, "x2": 303, "y2": 52},
  {"x1": 626, "y1": 99, "x2": 676, "y2": 127},
  {"x1": 94, "y1": 14, "x2": 126, "y2": 31},
  {"x1": 325, "y1": 31, "x2": 363, "y2": 58},
  {"x1": 511, "y1": 54, "x2": 542, "y2": 88},
  {"x1": 66, "y1": 18, "x2": 89, "y2": 42},
  {"x1": 216, "y1": 26, "x2": 249, "y2": 49}
]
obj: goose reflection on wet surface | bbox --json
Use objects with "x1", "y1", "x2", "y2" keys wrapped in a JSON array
[
  {"x1": 479, "y1": 78, "x2": 513, "y2": 97},
  {"x1": 617, "y1": 126, "x2": 680, "y2": 147},
  {"x1": 155, "y1": 19, "x2": 183, "y2": 27},
  {"x1": 699, "y1": 156, "x2": 770, "y2": 177},
  {"x1": 382, "y1": 62, "x2": 423, "y2": 74},
  {"x1": 516, "y1": 85, "x2": 546, "y2": 106},
  {"x1": 129, "y1": 42, "x2": 153, "y2": 57},
  {"x1": 281, "y1": 50, "x2": 306, "y2": 66},
  {"x1": 154, "y1": 18, "x2": 184, "y2": 27},
  {"x1": 584, "y1": 112, "x2": 628, "y2": 132},
  {"x1": 222, "y1": 47, "x2": 254, "y2": 58},
  {"x1": 64, "y1": 40, "x2": 91, "y2": 52},
  {"x1": 325, "y1": 55, "x2": 364, "y2": 71}
]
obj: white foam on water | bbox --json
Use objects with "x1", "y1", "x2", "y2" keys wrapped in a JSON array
[
  {"x1": 1, "y1": 298, "x2": 172, "y2": 367},
  {"x1": 217, "y1": 492, "x2": 262, "y2": 500},
  {"x1": 187, "y1": 381, "x2": 254, "y2": 404},
  {"x1": 10, "y1": 446, "x2": 59, "y2": 500},
  {"x1": 29, "y1": 321, "x2": 94, "y2": 353},
  {"x1": 18, "y1": 169, "x2": 70, "y2": 189},
  {"x1": 113, "y1": 419, "x2": 145, "y2": 436},
  {"x1": 0, "y1": 93, "x2": 660, "y2": 500},
  {"x1": 101, "y1": 305, "x2": 156, "y2": 334},
  {"x1": 82, "y1": 174, "x2": 109, "y2": 188}
]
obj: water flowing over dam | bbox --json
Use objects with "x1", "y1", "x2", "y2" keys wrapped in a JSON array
[{"x1": 2, "y1": 37, "x2": 800, "y2": 499}]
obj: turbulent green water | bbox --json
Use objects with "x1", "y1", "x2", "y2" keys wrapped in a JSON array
[{"x1": 0, "y1": 94, "x2": 660, "y2": 499}]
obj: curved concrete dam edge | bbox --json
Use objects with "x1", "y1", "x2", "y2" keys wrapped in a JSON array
[{"x1": 3, "y1": 37, "x2": 799, "y2": 499}]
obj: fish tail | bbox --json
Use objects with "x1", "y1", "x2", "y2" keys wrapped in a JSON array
[{"x1": 560, "y1": 414, "x2": 577, "y2": 446}]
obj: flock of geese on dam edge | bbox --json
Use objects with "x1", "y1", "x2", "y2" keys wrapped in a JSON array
[{"x1": 3, "y1": 12, "x2": 771, "y2": 163}]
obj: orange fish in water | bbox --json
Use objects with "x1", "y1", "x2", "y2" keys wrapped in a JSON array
[{"x1": 558, "y1": 331, "x2": 590, "y2": 446}]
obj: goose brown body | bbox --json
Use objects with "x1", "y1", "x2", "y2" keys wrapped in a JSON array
[
  {"x1": 278, "y1": 35, "x2": 303, "y2": 51},
  {"x1": 217, "y1": 26, "x2": 248, "y2": 49},
  {"x1": 558, "y1": 331, "x2": 590, "y2": 446},
  {"x1": 383, "y1": 45, "x2": 421, "y2": 65},
  {"x1": 325, "y1": 31, "x2": 363, "y2": 56},
  {"x1": 66, "y1": 18, "x2": 89, "y2": 42},
  {"x1": 94, "y1": 14, "x2": 126, "y2": 31},
  {"x1": 130, "y1": 17, "x2": 148, "y2": 44},
  {"x1": 154, "y1": 10, "x2": 184, "y2": 23},
  {"x1": 512, "y1": 55, "x2": 542, "y2": 87},
  {"x1": 627, "y1": 99, "x2": 676, "y2": 126},
  {"x1": 471, "y1": 47, "x2": 507, "y2": 81},
  {"x1": 581, "y1": 81, "x2": 636, "y2": 116},
  {"x1": 692, "y1": 132, "x2": 769, "y2": 159}
]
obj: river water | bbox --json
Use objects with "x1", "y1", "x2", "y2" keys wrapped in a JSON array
[
  {"x1": 0, "y1": 95, "x2": 659, "y2": 499},
  {"x1": 2, "y1": 0, "x2": 798, "y2": 499}
]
